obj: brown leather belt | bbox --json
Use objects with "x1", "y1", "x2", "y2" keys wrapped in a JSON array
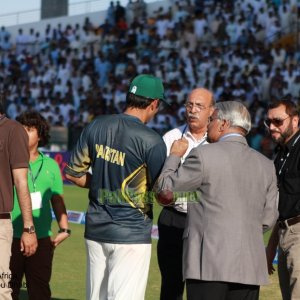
[
  {"x1": 278, "y1": 215, "x2": 300, "y2": 229},
  {"x1": 0, "y1": 213, "x2": 11, "y2": 219}
]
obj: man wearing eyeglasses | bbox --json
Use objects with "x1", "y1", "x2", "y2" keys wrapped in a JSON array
[
  {"x1": 157, "y1": 88, "x2": 214, "y2": 300},
  {"x1": 155, "y1": 101, "x2": 278, "y2": 300},
  {"x1": 265, "y1": 99, "x2": 300, "y2": 300}
]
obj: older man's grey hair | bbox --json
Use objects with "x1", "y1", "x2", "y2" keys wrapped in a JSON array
[{"x1": 215, "y1": 101, "x2": 251, "y2": 134}]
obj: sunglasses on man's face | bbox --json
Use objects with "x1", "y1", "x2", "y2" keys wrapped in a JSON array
[{"x1": 264, "y1": 115, "x2": 291, "y2": 128}]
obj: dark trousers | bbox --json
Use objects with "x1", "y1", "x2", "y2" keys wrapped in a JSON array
[
  {"x1": 157, "y1": 207, "x2": 187, "y2": 300},
  {"x1": 186, "y1": 280, "x2": 260, "y2": 300},
  {"x1": 10, "y1": 237, "x2": 54, "y2": 300}
]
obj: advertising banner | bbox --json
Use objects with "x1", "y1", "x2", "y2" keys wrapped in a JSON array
[{"x1": 44, "y1": 151, "x2": 70, "y2": 184}]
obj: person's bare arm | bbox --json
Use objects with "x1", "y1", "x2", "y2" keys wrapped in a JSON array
[
  {"x1": 65, "y1": 173, "x2": 91, "y2": 188},
  {"x1": 266, "y1": 223, "x2": 279, "y2": 275},
  {"x1": 51, "y1": 194, "x2": 70, "y2": 247},
  {"x1": 12, "y1": 168, "x2": 37, "y2": 256}
]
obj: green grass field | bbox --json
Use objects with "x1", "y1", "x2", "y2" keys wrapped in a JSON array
[{"x1": 18, "y1": 185, "x2": 281, "y2": 300}]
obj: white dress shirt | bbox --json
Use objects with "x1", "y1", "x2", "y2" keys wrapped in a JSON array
[{"x1": 163, "y1": 124, "x2": 208, "y2": 213}]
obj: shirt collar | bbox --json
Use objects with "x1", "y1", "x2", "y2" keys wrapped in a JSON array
[
  {"x1": 281, "y1": 129, "x2": 300, "y2": 152},
  {"x1": 219, "y1": 133, "x2": 243, "y2": 141},
  {"x1": 30, "y1": 151, "x2": 44, "y2": 164},
  {"x1": 185, "y1": 127, "x2": 207, "y2": 143},
  {"x1": 121, "y1": 113, "x2": 143, "y2": 124}
]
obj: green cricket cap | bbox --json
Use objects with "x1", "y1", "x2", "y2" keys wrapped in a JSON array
[{"x1": 129, "y1": 74, "x2": 168, "y2": 104}]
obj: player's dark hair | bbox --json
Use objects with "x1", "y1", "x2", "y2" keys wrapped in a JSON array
[
  {"x1": 268, "y1": 99, "x2": 299, "y2": 117},
  {"x1": 16, "y1": 111, "x2": 50, "y2": 147},
  {"x1": 126, "y1": 92, "x2": 156, "y2": 109}
]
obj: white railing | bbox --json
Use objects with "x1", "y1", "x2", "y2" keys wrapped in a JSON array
[
  {"x1": 0, "y1": 0, "x2": 160, "y2": 27},
  {"x1": 0, "y1": 9, "x2": 40, "y2": 27}
]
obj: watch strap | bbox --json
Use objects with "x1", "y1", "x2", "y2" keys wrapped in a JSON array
[
  {"x1": 23, "y1": 225, "x2": 36, "y2": 234},
  {"x1": 58, "y1": 228, "x2": 71, "y2": 235}
]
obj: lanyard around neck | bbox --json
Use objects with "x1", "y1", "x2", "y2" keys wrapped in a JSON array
[
  {"x1": 181, "y1": 124, "x2": 188, "y2": 138},
  {"x1": 29, "y1": 158, "x2": 44, "y2": 191}
]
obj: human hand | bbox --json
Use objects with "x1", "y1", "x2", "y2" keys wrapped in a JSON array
[
  {"x1": 20, "y1": 232, "x2": 38, "y2": 257},
  {"x1": 170, "y1": 138, "x2": 189, "y2": 157},
  {"x1": 266, "y1": 245, "x2": 276, "y2": 275},
  {"x1": 51, "y1": 232, "x2": 70, "y2": 248},
  {"x1": 156, "y1": 189, "x2": 174, "y2": 207}
]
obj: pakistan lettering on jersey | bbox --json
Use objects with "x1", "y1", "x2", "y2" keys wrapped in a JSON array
[
  {"x1": 95, "y1": 144, "x2": 126, "y2": 166},
  {"x1": 65, "y1": 114, "x2": 166, "y2": 244}
]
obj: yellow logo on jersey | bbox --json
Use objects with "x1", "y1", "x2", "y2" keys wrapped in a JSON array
[{"x1": 95, "y1": 144, "x2": 126, "y2": 166}]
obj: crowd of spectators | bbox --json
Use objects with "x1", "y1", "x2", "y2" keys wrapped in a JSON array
[{"x1": 0, "y1": 0, "x2": 300, "y2": 156}]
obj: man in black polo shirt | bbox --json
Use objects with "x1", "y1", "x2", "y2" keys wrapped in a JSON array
[
  {"x1": 265, "y1": 99, "x2": 300, "y2": 300},
  {"x1": 65, "y1": 74, "x2": 167, "y2": 300}
]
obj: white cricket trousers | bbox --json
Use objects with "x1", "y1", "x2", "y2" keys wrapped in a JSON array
[{"x1": 85, "y1": 239, "x2": 151, "y2": 300}]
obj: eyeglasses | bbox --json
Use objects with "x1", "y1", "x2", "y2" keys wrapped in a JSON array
[
  {"x1": 264, "y1": 115, "x2": 291, "y2": 128},
  {"x1": 184, "y1": 102, "x2": 209, "y2": 112}
]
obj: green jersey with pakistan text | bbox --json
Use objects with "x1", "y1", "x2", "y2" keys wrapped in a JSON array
[{"x1": 65, "y1": 114, "x2": 166, "y2": 243}]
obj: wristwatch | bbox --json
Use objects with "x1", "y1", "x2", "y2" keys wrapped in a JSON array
[
  {"x1": 58, "y1": 228, "x2": 71, "y2": 235},
  {"x1": 23, "y1": 225, "x2": 36, "y2": 234}
]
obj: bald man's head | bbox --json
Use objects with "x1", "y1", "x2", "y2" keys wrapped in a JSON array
[{"x1": 184, "y1": 88, "x2": 215, "y2": 133}]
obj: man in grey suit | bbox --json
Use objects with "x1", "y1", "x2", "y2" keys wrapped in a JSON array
[{"x1": 155, "y1": 101, "x2": 278, "y2": 300}]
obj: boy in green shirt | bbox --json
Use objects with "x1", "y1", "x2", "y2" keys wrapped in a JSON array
[{"x1": 10, "y1": 111, "x2": 70, "y2": 300}]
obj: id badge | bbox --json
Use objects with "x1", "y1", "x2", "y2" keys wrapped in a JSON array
[{"x1": 30, "y1": 191, "x2": 42, "y2": 210}]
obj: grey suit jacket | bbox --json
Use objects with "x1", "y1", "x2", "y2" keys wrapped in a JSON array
[{"x1": 156, "y1": 135, "x2": 278, "y2": 285}]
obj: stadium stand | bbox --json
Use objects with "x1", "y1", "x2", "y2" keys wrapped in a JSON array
[{"x1": 0, "y1": 0, "x2": 300, "y2": 156}]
